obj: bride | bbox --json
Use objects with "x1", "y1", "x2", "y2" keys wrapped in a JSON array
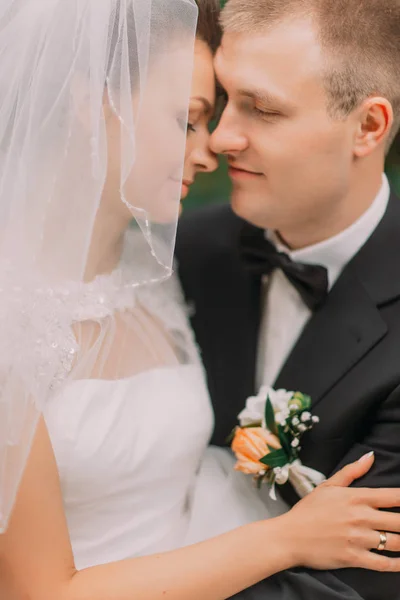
[{"x1": 1, "y1": 2, "x2": 400, "y2": 599}]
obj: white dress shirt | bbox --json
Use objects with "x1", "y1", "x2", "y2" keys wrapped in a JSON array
[{"x1": 257, "y1": 174, "x2": 390, "y2": 389}]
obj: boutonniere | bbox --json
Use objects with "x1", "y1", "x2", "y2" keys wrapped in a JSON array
[{"x1": 231, "y1": 386, "x2": 326, "y2": 499}]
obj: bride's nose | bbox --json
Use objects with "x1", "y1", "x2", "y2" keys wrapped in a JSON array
[{"x1": 192, "y1": 139, "x2": 218, "y2": 174}]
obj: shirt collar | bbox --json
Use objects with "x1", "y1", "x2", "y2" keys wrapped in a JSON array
[{"x1": 267, "y1": 174, "x2": 390, "y2": 289}]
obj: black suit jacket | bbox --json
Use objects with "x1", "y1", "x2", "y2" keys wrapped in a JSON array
[{"x1": 176, "y1": 191, "x2": 400, "y2": 600}]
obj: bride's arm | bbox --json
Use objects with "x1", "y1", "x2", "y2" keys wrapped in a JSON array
[{"x1": 1, "y1": 417, "x2": 400, "y2": 600}]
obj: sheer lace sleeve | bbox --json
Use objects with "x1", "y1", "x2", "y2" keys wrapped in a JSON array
[{"x1": 0, "y1": 264, "x2": 77, "y2": 530}]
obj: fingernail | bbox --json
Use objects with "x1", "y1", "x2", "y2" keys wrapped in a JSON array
[{"x1": 358, "y1": 451, "x2": 374, "y2": 462}]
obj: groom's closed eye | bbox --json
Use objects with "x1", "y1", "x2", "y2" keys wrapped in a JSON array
[
  {"x1": 241, "y1": 102, "x2": 282, "y2": 120},
  {"x1": 215, "y1": 83, "x2": 292, "y2": 121},
  {"x1": 237, "y1": 89, "x2": 291, "y2": 116}
]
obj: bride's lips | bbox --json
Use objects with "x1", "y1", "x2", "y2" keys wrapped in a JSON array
[
  {"x1": 181, "y1": 179, "x2": 193, "y2": 199},
  {"x1": 228, "y1": 165, "x2": 264, "y2": 180}
]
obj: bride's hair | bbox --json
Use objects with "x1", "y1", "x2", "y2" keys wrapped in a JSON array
[
  {"x1": 108, "y1": 1, "x2": 196, "y2": 88},
  {"x1": 196, "y1": 0, "x2": 221, "y2": 53}
]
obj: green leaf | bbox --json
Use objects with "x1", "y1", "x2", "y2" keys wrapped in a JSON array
[
  {"x1": 264, "y1": 396, "x2": 277, "y2": 435},
  {"x1": 225, "y1": 428, "x2": 236, "y2": 444},
  {"x1": 277, "y1": 425, "x2": 292, "y2": 458},
  {"x1": 260, "y1": 448, "x2": 288, "y2": 469}
]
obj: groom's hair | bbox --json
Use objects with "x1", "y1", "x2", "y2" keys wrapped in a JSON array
[{"x1": 221, "y1": 0, "x2": 400, "y2": 149}]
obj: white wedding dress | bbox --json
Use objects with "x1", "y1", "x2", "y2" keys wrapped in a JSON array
[{"x1": 44, "y1": 230, "x2": 289, "y2": 571}]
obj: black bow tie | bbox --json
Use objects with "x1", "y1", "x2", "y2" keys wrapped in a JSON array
[{"x1": 240, "y1": 224, "x2": 328, "y2": 311}]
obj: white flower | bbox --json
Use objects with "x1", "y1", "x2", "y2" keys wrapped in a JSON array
[
  {"x1": 291, "y1": 438, "x2": 300, "y2": 448},
  {"x1": 312, "y1": 416, "x2": 320, "y2": 423},
  {"x1": 238, "y1": 395, "x2": 265, "y2": 426},
  {"x1": 238, "y1": 387, "x2": 297, "y2": 429},
  {"x1": 273, "y1": 465, "x2": 290, "y2": 485},
  {"x1": 268, "y1": 388, "x2": 295, "y2": 413},
  {"x1": 275, "y1": 409, "x2": 289, "y2": 426},
  {"x1": 237, "y1": 387, "x2": 271, "y2": 426},
  {"x1": 238, "y1": 386, "x2": 293, "y2": 428},
  {"x1": 292, "y1": 417, "x2": 300, "y2": 426},
  {"x1": 298, "y1": 424, "x2": 307, "y2": 433},
  {"x1": 301, "y1": 411, "x2": 311, "y2": 422}
]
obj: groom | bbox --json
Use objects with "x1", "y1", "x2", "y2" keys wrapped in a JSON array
[{"x1": 177, "y1": 1, "x2": 400, "y2": 599}]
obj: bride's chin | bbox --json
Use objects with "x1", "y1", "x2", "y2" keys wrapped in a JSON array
[{"x1": 179, "y1": 186, "x2": 189, "y2": 215}]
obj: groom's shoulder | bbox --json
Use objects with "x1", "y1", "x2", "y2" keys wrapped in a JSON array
[
  {"x1": 177, "y1": 203, "x2": 244, "y2": 256},
  {"x1": 175, "y1": 204, "x2": 246, "y2": 279}
]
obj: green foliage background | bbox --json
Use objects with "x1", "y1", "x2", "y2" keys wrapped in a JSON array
[{"x1": 185, "y1": 0, "x2": 400, "y2": 209}]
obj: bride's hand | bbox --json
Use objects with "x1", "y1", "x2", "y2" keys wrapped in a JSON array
[{"x1": 281, "y1": 452, "x2": 400, "y2": 572}]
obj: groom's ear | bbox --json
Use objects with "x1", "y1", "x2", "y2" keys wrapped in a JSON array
[{"x1": 353, "y1": 96, "x2": 393, "y2": 158}]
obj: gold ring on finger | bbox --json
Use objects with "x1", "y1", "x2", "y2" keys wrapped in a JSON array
[{"x1": 377, "y1": 531, "x2": 388, "y2": 552}]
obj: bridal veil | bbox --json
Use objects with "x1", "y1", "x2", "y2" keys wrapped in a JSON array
[{"x1": 0, "y1": 0, "x2": 198, "y2": 532}]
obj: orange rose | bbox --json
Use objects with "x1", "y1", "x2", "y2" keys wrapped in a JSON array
[{"x1": 232, "y1": 427, "x2": 281, "y2": 475}]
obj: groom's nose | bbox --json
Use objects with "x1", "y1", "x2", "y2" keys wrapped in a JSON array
[{"x1": 210, "y1": 109, "x2": 248, "y2": 156}]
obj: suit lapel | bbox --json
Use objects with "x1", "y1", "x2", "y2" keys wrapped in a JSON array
[
  {"x1": 275, "y1": 190, "x2": 400, "y2": 407},
  {"x1": 274, "y1": 269, "x2": 387, "y2": 407}
]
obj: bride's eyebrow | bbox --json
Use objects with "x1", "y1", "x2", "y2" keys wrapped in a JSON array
[{"x1": 191, "y1": 96, "x2": 213, "y2": 116}]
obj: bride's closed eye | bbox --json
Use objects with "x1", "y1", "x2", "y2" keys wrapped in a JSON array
[{"x1": 176, "y1": 116, "x2": 198, "y2": 134}]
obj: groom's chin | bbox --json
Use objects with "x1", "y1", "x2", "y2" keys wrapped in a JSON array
[{"x1": 230, "y1": 189, "x2": 274, "y2": 230}]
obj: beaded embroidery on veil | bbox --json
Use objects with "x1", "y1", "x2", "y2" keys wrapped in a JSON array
[
  {"x1": 5, "y1": 225, "x2": 199, "y2": 389},
  {"x1": 1, "y1": 228, "x2": 199, "y2": 401}
]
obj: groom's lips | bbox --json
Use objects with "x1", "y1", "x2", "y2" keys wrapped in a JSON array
[{"x1": 228, "y1": 165, "x2": 264, "y2": 180}]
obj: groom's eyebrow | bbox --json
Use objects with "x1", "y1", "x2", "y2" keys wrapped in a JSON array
[{"x1": 238, "y1": 88, "x2": 289, "y2": 109}]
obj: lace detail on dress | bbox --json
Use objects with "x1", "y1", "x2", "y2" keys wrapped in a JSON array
[
  {"x1": 0, "y1": 262, "x2": 78, "y2": 401},
  {"x1": 121, "y1": 230, "x2": 201, "y2": 364},
  {"x1": 67, "y1": 229, "x2": 196, "y2": 346},
  {"x1": 0, "y1": 229, "x2": 200, "y2": 396},
  {"x1": 136, "y1": 275, "x2": 200, "y2": 364}
]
